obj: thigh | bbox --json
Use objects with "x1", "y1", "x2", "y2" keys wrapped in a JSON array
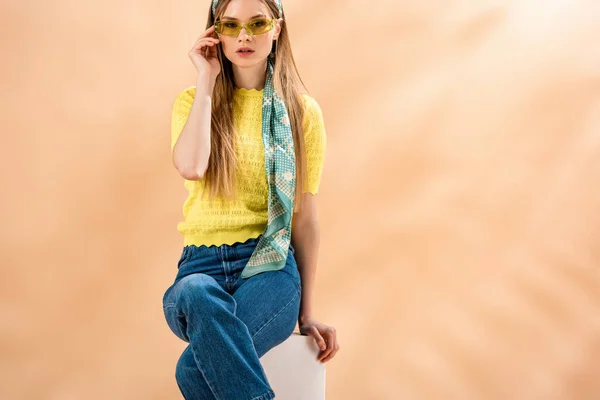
[{"x1": 232, "y1": 250, "x2": 302, "y2": 358}]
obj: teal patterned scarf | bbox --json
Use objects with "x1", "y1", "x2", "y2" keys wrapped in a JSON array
[{"x1": 212, "y1": 0, "x2": 295, "y2": 279}]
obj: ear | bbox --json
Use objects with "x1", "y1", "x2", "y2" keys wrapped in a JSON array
[{"x1": 274, "y1": 18, "x2": 284, "y2": 40}]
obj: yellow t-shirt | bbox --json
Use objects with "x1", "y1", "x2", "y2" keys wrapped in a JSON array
[{"x1": 170, "y1": 86, "x2": 327, "y2": 247}]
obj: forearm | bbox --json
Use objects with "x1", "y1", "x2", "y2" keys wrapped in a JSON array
[
  {"x1": 172, "y1": 75, "x2": 215, "y2": 180},
  {"x1": 291, "y1": 220, "x2": 320, "y2": 324}
]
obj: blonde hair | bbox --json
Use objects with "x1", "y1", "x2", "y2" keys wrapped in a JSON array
[{"x1": 202, "y1": 0, "x2": 309, "y2": 213}]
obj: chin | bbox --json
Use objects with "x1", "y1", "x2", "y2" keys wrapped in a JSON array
[{"x1": 230, "y1": 57, "x2": 268, "y2": 68}]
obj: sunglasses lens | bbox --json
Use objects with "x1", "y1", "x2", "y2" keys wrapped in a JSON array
[
  {"x1": 217, "y1": 21, "x2": 241, "y2": 36},
  {"x1": 215, "y1": 18, "x2": 273, "y2": 36},
  {"x1": 247, "y1": 18, "x2": 272, "y2": 35}
]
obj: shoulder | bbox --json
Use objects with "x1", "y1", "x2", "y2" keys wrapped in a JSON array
[
  {"x1": 299, "y1": 93, "x2": 322, "y2": 114},
  {"x1": 174, "y1": 85, "x2": 197, "y2": 106},
  {"x1": 299, "y1": 93, "x2": 325, "y2": 127}
]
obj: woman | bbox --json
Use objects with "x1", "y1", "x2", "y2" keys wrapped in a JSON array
[{"x1": 161, "y1": 0, "x2": 339, "y2": 398}]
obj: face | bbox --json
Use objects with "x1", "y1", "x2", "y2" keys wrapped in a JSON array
[{"x1": 216, "y1": 0, "x2": 283, "y2": 68}]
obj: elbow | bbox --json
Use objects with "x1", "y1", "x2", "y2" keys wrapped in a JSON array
[
  {"x1": 174, "y1": 157, "x2": 207, "y2": 181},
  {"x1": 179, "y1": 165, "x2": 207, "y2": 181},
  {"x1": 172, "y1": 145, "x2": 209, "y2": 180}
]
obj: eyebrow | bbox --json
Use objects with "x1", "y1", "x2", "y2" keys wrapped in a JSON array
[{"x1": 221, "y1": 14, "x2": 267, "y2": 20}]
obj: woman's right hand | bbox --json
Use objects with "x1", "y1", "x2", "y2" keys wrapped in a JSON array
[{"x1": 189, "y1": 25, "x2": 221, "y2": 83}]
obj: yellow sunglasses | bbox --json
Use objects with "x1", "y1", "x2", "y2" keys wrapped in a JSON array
[{"x1": 214, "y1": 17, "x2": 276, "y2": 36}]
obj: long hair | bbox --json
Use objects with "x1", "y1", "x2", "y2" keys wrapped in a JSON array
[{"x1": 203, "y1": 0, "x2": 309, "y2": 212}]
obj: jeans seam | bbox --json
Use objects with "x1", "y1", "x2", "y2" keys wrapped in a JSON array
[
  {"x1": 189, "y1": 346, "x2": 220, "y2": 400},
  {"x1": 249, "y1": 389, "x2": 275, "y2": 400},
  {"x1": 251, "y1": 290, "x2": 300, "y2": 340},
  {"x1": 164, "y1": 302, "x2": 186, "y2": 318},
  {"x1": 283, "y1": 270, "x2": 301, "y2": 294}
]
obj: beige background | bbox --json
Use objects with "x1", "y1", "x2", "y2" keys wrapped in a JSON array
[{"x1": 2, "y1": 0, "x2": 600, "y2": 399}]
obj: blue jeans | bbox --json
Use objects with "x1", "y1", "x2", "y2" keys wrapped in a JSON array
[{"x1": 162, "y1": 235, "x2": 302, "y2": 400}]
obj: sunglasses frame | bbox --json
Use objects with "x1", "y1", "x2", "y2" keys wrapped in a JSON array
[{"x1": 214, "y1": 17, "x2": 276, "y2": 37}]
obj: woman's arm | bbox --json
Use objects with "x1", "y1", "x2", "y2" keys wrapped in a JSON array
[
  {"x1": 291, "y1": 192, "x2": 321, "y2": 324},
  {"x1": 291, "y1": 193, "x2": 340, "y2": 363},
  {"x1": 172, "y1": 76, "x2": 215, "y2": 180}
]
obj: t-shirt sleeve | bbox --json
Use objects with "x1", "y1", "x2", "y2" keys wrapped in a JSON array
[
  {"x1": 301, "y1": 94, "x2": 327, "y2": 194},
  {"x1": 170, "y1": 86, "x2": 196, "y2": 152}
]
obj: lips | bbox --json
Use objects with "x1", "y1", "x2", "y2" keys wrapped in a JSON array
[{"x1": 236, "y1": 48, "x2": 255, "y2": 53}]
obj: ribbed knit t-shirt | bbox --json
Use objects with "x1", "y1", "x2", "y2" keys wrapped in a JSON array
[{"x1": 170, "y1": 86, "x2": 327, "y2": 247}]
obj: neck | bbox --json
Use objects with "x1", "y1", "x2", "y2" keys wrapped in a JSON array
[{"x1": 232, "y1": 59, "x2": 268, "y2": 91}]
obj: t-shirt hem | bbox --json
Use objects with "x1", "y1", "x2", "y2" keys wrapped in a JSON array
[{"x1": 181, "y1": 226, "x2": 265, "y2": 248}]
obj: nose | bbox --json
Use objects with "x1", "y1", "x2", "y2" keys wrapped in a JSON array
[{"x1": 238, "y1": 27, "x2": 252, "y2": 42}]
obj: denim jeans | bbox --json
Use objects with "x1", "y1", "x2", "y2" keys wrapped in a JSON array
[{"x1": 162, "y1": 235, "x2": 302, "y2": 400}]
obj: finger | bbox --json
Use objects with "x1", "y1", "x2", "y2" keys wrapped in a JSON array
[
  {"x1": 320, "y1": 345, "x2": 339, "y2": 363},
  {"x1": 192, "y1": 38, "x2": 220, "y2": 50},
  {"x1": 207, "y1": 41, "x2": 219, "y2": 59},
  {"x1": 198, "y1": 41, "x2": 218, "y2": 49},
  {"x1": 191, "y1": 41, "x2": 218, "y2": 58},
  {"x1": 317, "y1": 330, "x2": 336, "y2": 361},
  {"x1": 207, "y1": 41, "x2": 220, "y2": 57},
  {"x1": 191, "y1": 36, "x2": 219, "y2": 48},
  {"x1": 310, "y1": 327, "x2": 327, "y2": 351},
  {"x1": 320, "y1": 338, "x2": 340, "y2": 363},
  {"x1": 197, "y1": 40, "x2": 220, "y2": 55},
  {"x1": 200, "y1": 25, "x2": 216, "y2": 38}
]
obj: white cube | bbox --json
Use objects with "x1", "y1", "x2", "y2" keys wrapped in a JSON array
[{"x1": 260, "y1": 332, "x2": 327, "y2": 400}]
